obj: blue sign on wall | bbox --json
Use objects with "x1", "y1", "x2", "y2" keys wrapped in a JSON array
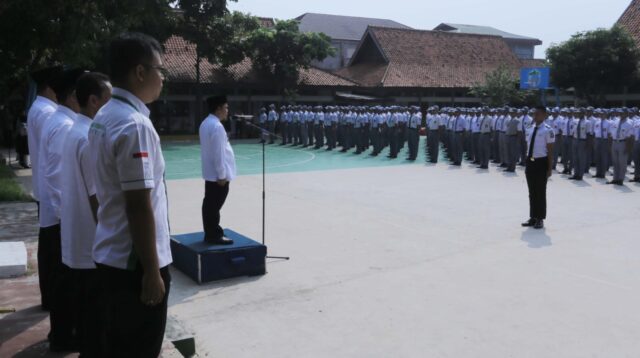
[{"x1": 520, "y1": 67, "x2": 550, "y2": 90}]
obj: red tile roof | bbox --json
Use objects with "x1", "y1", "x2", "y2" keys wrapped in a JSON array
[
  {"x1": 162, "y1": 35, "x2": 356, "y2": 87},
  {"x1": 337, "y1": 26, "x2": 538, "y2": 88},
  {"x1": 617, "y1": 0, "x2": 640, "y2": 48}
]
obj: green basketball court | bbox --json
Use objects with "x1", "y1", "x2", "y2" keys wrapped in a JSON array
[{"x1": 163, "y1": 138, "x2": 432, "y2": 180}]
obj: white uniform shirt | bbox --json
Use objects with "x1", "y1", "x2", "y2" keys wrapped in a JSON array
[
  {"x1": 27, "y1": 96, "x2": 57, "y2": 200},
  {"x1": 88, "y1": 88, "x2": 171, "y2": 270},
  {"x1": 526, "y1": 123, "x2": 555, "y2": 158},
  {"x1": 38, "y1": 106, "x2": 76, "y2": 227},
  {"x1": 593, "y1": 119, "x2": 609, "y2": 139},
  {"x1": 60, "y1": 114, "x2": 97, "y2": 269},
  {"x1": 408, "y1": 113, "x2": 422, "y2": 129},
  {"x1": 479, "y1": 115, "x2": 492, "y2": 134},
  {"x1": 200, "y1": 114, "x2": 237, "y2": 182},
  {"x1": 609, "y1": 119, "x2": 635, "y2": 140},
  {"x1": 573, "y1": 118, "x2": 592, "y2": 139}
]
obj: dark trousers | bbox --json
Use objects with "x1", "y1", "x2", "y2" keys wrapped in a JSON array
[
  {"x1": 73, "y1": 268, "x2": 104, "y2": 358},
  {"x1": 203, "y1": 181, "x2": 230, "y2": 241},
  {"x1": 97, "y1": 263, "x2": 171, "y2": 358},
  {"x1": 525, "y1": 158, "x2": 549, "y2": 220},
  {"x1": 38, "y1": 223, "x2": 61, "y2": 310},
  {"x1": 50, "y1": 262, "x2": 76, "y2": 348}
]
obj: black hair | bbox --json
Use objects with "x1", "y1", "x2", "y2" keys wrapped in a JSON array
[
  {"x1": 76, "y1": 72, "x2": 110, "y2": 107},
  {"x1": 51, "y1": 68, "x2": 87, "y2": 104},
  {"x1": 207, "y1": 95, "x2": 228, "y2": 113},
  {"x1": 535, "y1": 105, "x2": 548, "y2": 113},
  {"x1": 108, "y1": 32, "x2": 162, "y2": 84}
]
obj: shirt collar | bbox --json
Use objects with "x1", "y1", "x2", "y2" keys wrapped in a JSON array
[
  {"x1": 208, "y1": 114, "x2": 221, "y2": 123},
  {"x1": 111, "y1": 87, "x2": 151, "y2": 117},
  {"x1": 56, "y1": 105, "x2": 77, "y2": 121},
  {"x1": 35, "y1": 95, "x2": 57, "y2": 108}
]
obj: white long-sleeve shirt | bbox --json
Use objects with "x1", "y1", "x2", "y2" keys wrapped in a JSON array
[
  {"x1": 27, "y1": 96, "x2": 57, "y2": 200},
  {"x1": 200, "y1": 114, "x2": 237, "y2": 182}
]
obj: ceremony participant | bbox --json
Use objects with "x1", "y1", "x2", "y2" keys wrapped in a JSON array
[
  {"x1": 41, "y1": 67, "x2": 85, "y2": 352},
  {"x1": 478, "y1": 108, "x2": 492, "y2": 169},
  {"x1": 258, "y1": 107, "x2": 267, "y2": 143},
  {"x1": 200, "y1": 95, "x2": 236, "y2": 245},
  {"x1": 267, "y1": 104, "x2": 277, "y2": 144},
  {"x1": 522, "y1": 106, "x2": 554, "y2": 230},
  {"x1": 631, "y1": 115, "x2": 640, "y2": 182},
  {"x1": 593, "y1": 109, "x2": 611, "y2": 178},
  {"x1": 88, "y1": 33, "x2": 171, "y2": 357},
  {"x1": 27, "y1": 65, "x2": 61, "y2": 310},
  {"x1": 406, "y1": 106, "x2": 421, "y2": 161},
  {"x1": 607, "y1": 109, "x2": 635, "y2": 185},
  {"x1": 569, "y1": 109, "x2": 593, "y2": 181},
  {"x1": 60, "y1": 72, "x2": 112, "y2": 357}
]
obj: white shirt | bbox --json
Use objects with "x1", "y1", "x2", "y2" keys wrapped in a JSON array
[
  {"x1": 61, "y1": 114, "x2": 97, "y2": 269},
  {"x1": 38, "y1": 105, "x2": 75, "y2": 227},
  {"x1": 88, "y1": 88, "x2": 171, "y2": 270},
  {"x1": 27, "y1": 96, "x2": 57, "y2": 200},
  {"x1": 593, "y1": 119, "x2": 609, "y2": 139},
  {"x1": 200, "y1": 114, "x2": 237, "y2": 182},
  {"x1": 526, "y1": 123, "x2": 555, "y2": 158},
  {"x1": 609, "y1": 119, "x2": 635, "y2": 140}
]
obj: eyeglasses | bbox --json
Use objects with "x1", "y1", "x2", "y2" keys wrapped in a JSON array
[{"x1": 142, "y1": 64, "x2": 169, "y2": 78}]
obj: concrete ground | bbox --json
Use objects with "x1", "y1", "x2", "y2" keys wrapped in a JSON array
[{"x1": 165, "y1": 141, "x2": 640, "y2": 358}]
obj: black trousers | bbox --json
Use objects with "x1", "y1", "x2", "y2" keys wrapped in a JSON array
[
  {"x1": 96, "y1": 263, "x2": 171, "y2": 358},
  {"x1": 38, "y1": 223, "x2": 61, "y2": 310},
  {"x1": 50, "y1": 263, "x2": 76, "y2": 348},
  {"x1": 74, "y1": 268, "x2": 104, "y2": 358},
  {"x1": 202, "y1": 181, "x2": 230, "y2": 241},
  {"x1": 525, "y1": 158, "x2": 549, "y2": 220}
]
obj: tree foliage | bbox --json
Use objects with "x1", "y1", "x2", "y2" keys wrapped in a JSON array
[
  {"x1": 0, "y1": 0, "x2": 176, "y2": 99},
  {"x1": 546, "y1": 26, "x2": 640, "y2": 106},
  {"x1": 469, "y1": 65, "x2": 529, "y2": 106},
  {"x1": 246, "y1": 20, "x2": 336, "y2": 92}
]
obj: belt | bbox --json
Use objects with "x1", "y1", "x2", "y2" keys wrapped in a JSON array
[
  {"x1": 578, "y1": 139, "x2": 587, "y2": 141},
  {"x1": 614, "y1": 139, "x2": 626, "y2": 142}
]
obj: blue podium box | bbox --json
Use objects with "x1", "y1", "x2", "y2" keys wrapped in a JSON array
[{"x1": 170, "y1": 229, "x2": 267, "y2": 284}]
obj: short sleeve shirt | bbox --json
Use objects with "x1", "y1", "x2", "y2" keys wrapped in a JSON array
[
  {"x1": 526, "y1": 123, "x2": 555, "y2": 158},
  {"x1": 88, "y1": 87, "x2": 171, "y2": 270}
]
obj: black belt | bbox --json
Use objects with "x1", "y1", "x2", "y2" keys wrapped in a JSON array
[{"x1": 614, "y1": 139, "x2": 627, "y2": 142}]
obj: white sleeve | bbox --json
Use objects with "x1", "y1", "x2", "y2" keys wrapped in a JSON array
[{"x1": 115, "y1": 122, "x2": 156, "y2": 191}]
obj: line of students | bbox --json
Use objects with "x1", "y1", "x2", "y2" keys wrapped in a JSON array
[
  {"x1": 260, "y1": 104, "x2": 640, "y2": 184},
  {"x1": 27, "y1": 33, "x2": 172, "y2": 357}
]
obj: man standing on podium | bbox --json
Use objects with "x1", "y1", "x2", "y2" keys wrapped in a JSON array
[{"x1": 200, "y1": 95, "x2": 237, "y2": 245}]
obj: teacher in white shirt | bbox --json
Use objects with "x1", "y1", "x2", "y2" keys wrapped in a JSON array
[{"x1": 200, "y1": 95, "x2": 237, "y2": 245}]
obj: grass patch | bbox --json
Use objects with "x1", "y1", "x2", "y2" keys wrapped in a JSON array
[{"x1": 0, "y1": 164, "x2": 32, "y2": 202}]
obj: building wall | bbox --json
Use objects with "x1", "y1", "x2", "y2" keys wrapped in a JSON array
[{"x1": 507, "y1": 41, "x2": 535, "y2": 59}]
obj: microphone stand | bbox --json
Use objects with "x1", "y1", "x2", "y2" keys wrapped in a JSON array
[{"x1": 235, "y1": 116, "x2": 290, "y2": 261}]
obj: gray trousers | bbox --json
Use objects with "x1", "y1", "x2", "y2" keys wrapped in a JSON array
[
  {"x1": 633, "y1": 140, "x2": 640, "y2": 179},
  {"x1": 499, "y1": 132, "x2": 507, "y2": 165},
  {"x1": 407, "y1": 128, "x2": 419, "y2": 159},
  {"x1": 301, "y1": 123, "x2": 309, "y2": 146},
  {"x1": 572, "y1": 139, "x2": 587, "y2": 179},
  {"x1": 453, "y1": 132, "x2": 464, "y2": 163},
  {"x1": 595, "y1": 138, "x2": 610, "y2": 177},
  {"x1": 563, "y1": 137, "x2": 573, "y2": 172},
  {"x1": 479, "y1": 133, "x2": 491, "y2": 167},
  {"x1": 553, "y1": 134, "x2": 563, "y2": 168},
  {"x1": 268, "y1": 122, "x2": 276, "y2": 143},
  {"x1": 611, "y1": 141, "x2": 629, "y2": 182},
  {"x1": 506, "y1": 135, "x2": 518, "y2": 170}
]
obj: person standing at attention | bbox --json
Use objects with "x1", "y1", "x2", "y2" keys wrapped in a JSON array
[
  {"x1": 200, "y1": 95, "x2": 237, "y2": 245},
  {"x1": 522, "y1": 106, "x2": 555, "y2": 230}
]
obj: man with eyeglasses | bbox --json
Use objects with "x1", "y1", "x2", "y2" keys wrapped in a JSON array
[{"x1": 88, "y1": 32, "x2": 171, "y2": 357}]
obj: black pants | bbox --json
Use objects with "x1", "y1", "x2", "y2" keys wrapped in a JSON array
[
  {"x1": 97, "y1": 263, "x2": 171, "y2": 358},
  {"x1": 74, "y1": 268, "x2": 104, "y2": 358},
  {"x1": 525, "y1": 158, "x2": 549, "y2": 220},
  {"x1": 38, "y1": 223, "x2": 61, "y2": 310},
  {"x1": 203, "y1": 181, "x2": 230, "y2": 241},
  {"x1": 50, "y1": 263, "x2": 76, "y2": 348}
]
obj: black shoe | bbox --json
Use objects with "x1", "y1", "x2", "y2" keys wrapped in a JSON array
[
  {"x1": 499, "y1": 164, "x2": 507, "y2": 168},
  {"x1": 606, "y1": 180, "x2": 616, "y2": 185},
  {"x1": 630, "y1": 178, "x2": 640, "y2": 182},
  {"x1": 568, "y1": 176, "x2": 578, "y2": 180},
  {"x1": 562, "y1": 170, "x2": 571, "y2": 175},
  {"x1": 204, "y1": 236, "x2": 234, "y2": 245},
  {"x1": 521, "y1": 218, "x2": 535, "y2": 227},
  {"x1": 615, "y1": 180, "x2": 624, "y2": 186},
  {"x1": 478, "y1": 165, "x2": 488, "y2": 169},
  {"x1": 534, "y1": 219, "x2": 544, "y2": 229},
  {"x1": 593, "y1": 174, "x2": 605, "y2": 179},
  {"x1": 504, "y1": 169, "x2": 515, "y2": 173}
]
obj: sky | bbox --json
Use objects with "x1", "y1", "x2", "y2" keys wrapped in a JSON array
[{"x1": 229, "y1": 0, "x2": 632, "y2": 58}]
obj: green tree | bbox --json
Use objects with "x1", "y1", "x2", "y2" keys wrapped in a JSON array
[
  {"x1": 246, "y1": 19, "x2": 335, "y2": 95},
  {"x1": 469, "y1": 65, "x2": 529, "y2": 106},
  {"x1": 176, "y1": 0, "x2": 259, "y2": 120},
  {"x1": 546, "y1": 26, "x2": 640, "y2": 106},
  {"x1": 0, "y1": 0, "x2": 176, "y2": 100}
]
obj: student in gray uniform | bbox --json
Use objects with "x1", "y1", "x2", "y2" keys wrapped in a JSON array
[
  {"x1": 504, "y1": 109, "x2": 520, "y2": 172},
  {"x1": 560, "y1": 108, "x2": 573, "y2": 174},
  {"x1": 608, "y1": 109, "x2": 635, "y2": 185},
  {"x1": 569, "y1": 108, "x2": 593, "y2": 180},
  {"x1": 406, "y1": 106, "x2": 421, "y2": 161},
  {"x1": 279, "y1": 105, "x2": 288, "y2": 145},
  {"x1": 267, "y1": 104, "x2": 277, "y2": 144},
  {"x1": 478, "y1": 107, "x2": 492, "y2": 169},
  {"x1": 301, "y1": 106, "x2": 309, "y2": 147},
  {"x1": 593, "y1": 109, "x2": 610, "y2": 178}
]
